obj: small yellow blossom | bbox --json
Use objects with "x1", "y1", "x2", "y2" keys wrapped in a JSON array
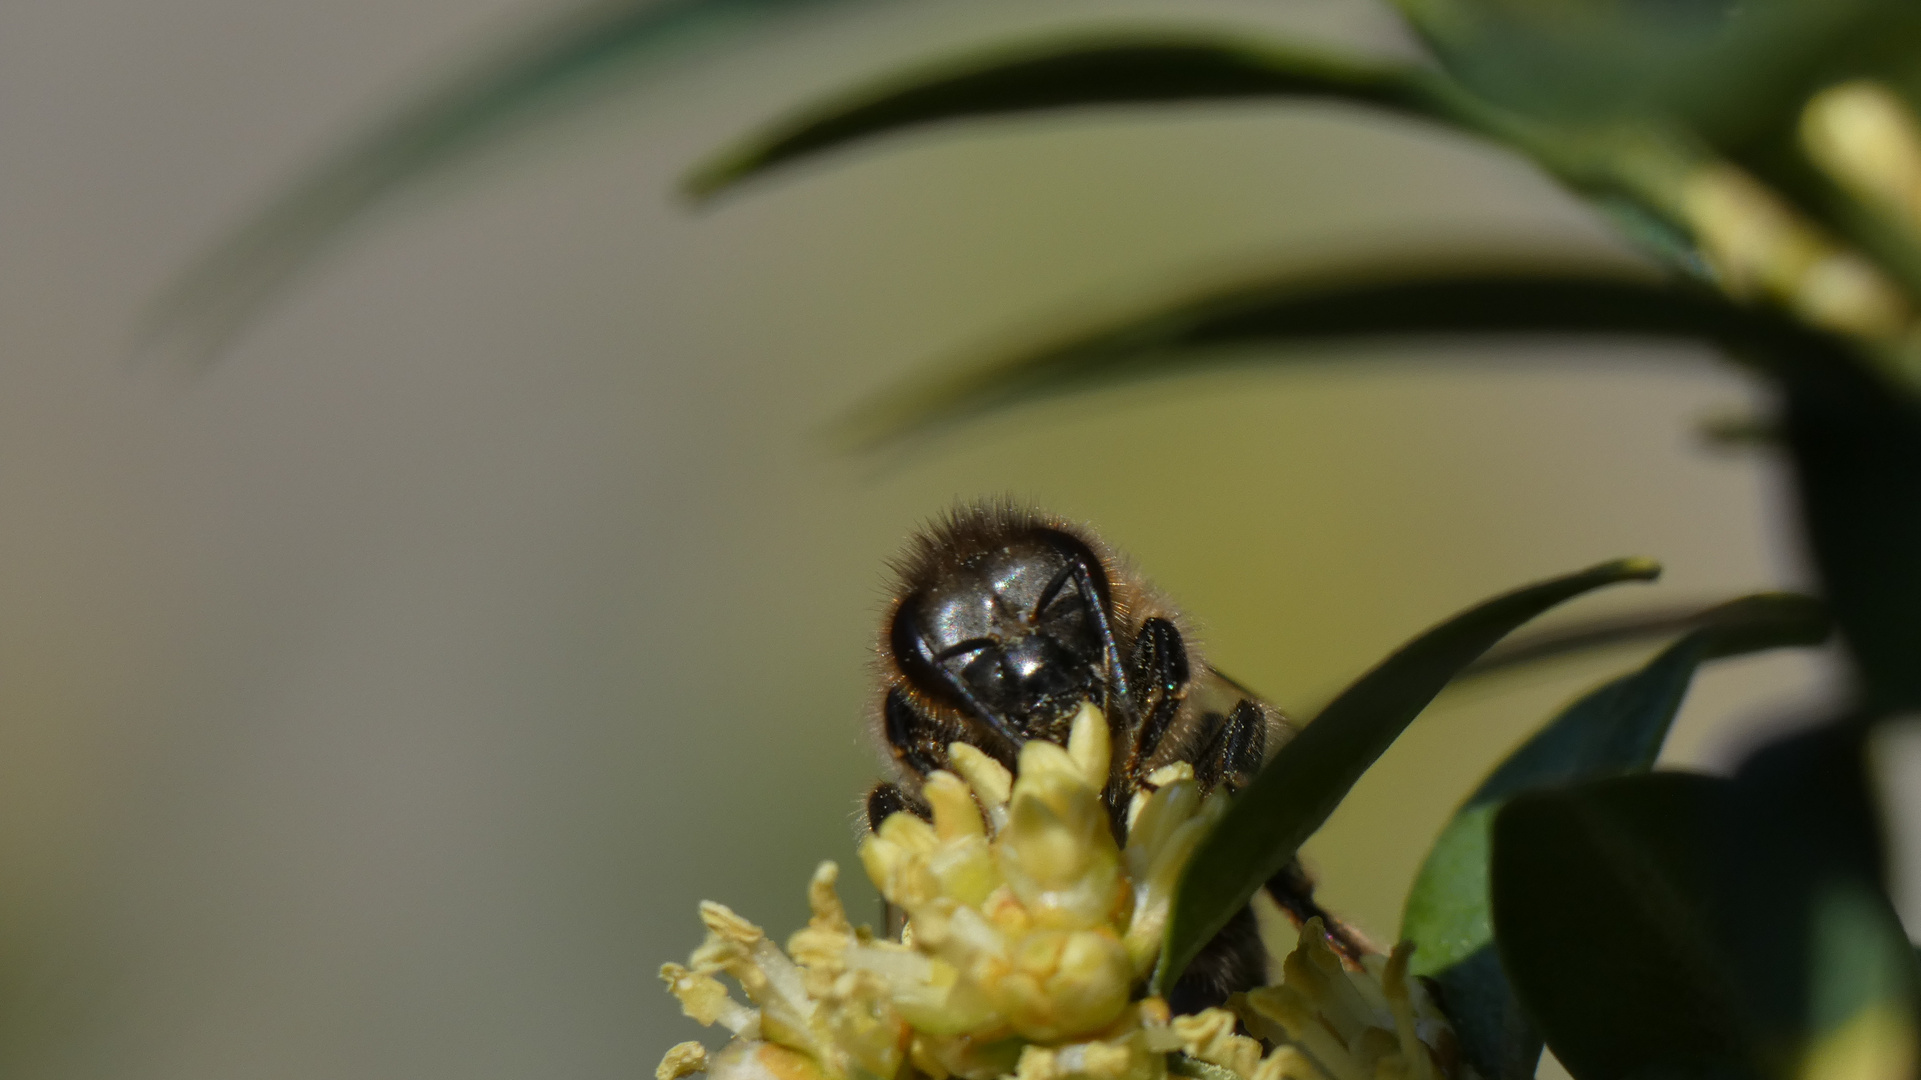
[
  {"x1": 657, "y1": 703, "x2": 1469, "y2": 1080},
  {"x1": 1172, "y1": 1009, "x2": 1263, "y2": 1077},
  {"x1": 1233, "y1": 921, "x2": 1451, "y2": 1080},
  {"x1": 661, "y1": 1042, "x2": 713, "y2": 1080}
]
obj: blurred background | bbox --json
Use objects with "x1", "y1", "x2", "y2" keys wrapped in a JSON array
[{"x1": 0, "y1": 0, "x2": 1869, "y2": 1076}]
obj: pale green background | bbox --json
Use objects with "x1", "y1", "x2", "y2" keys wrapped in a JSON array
[{"x1": 0, "y1": 0, "x2": 1873, "y2": 1077}]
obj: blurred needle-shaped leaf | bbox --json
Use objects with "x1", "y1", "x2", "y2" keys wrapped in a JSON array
[
  {"x1": 843, "y1": 261, "x2": 1825, "y2": 449},
  {"x1": 145, "y1": 0, "x2": 879, "y2": 361},
  {"x1": 1152, "y1": 556, "x2": 1660, "y2": 996},
  {"x1": 1401, "y1": 592, "x2": 1828, "y2": 1079},
  {"x1": 687, "y1": 34, "x2": 1465, "y2": 197}
]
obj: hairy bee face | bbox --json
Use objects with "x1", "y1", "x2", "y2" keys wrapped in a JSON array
[{"x1": 871, "y1": 503, "x2": 1287, "y2": 823}]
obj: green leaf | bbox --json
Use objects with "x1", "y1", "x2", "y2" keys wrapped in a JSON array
[
  {"x1": 1492, "y1": 745, "x2": 1917, "y2": 1080},
  {"x1": 1400, "y1": 593, "x2": 1828, "y2": 1080},
  {"x1": 686, "y1": 35, "x2": 1461, "y2": 197},
  {"x1": 1785, "y1": 352, "x2": 1921, "y2": 710},
  {"x1": 843, "y1": 262, "x2": 1820, "y2": 449},
  {"x1": 1491, "y1": 773, "x2": 1760, "y2": 1080},
  {"x1": 1151, "y1": 556, "x2": 1660, "y2": 996},
  {"x1": 144, "y1": 0, "x2": 876, "y2": 360},
  {"x1": 1388, "y1": 0, "x2": 1919, "y2": 148},
  {"x1": 1715, "y1": 722, "x2": 1906, "y2": 1039}
]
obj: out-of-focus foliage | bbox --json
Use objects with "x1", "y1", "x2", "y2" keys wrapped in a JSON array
[
  {"x1": 161, "y1": 1, "x2": 1921, "y2": 1078},
  {"x1": 1402, "y1": 592, "x2": 1830, "y2": 1079}
]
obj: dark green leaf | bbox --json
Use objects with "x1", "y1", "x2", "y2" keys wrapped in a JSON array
[
  {"x1": 1716, "y1": 722, "x2": 1903, "y2": 1034},
  {"x1": 843, "y1": 263, "x2": 1821, "y2": 449},
  {"x1": 1407, "y1": 620, "x2": 1805, "y2": 979},
  {"x1": 1492, "y1": 748, "x2": 1917, "y2": 1080},
  {"x1": 145, "y1": 0, "x2": 874, "y2": 361},
  {"x1": 687, "y1": 35, "x2": 1461, "y2": 197},
  {"x1": 1152, "y1": 556, "x2": 1660, "y2": 995},
  {"x1": 1401, "y1": 593, "x2": 1828, "y2": 1079},
  {"x1": 1785, "y1": 351, "x2": 1921, "y2": 710},
  {"x1": 1491, "y1": 773, "x2": 1760, "y2": 1080}
]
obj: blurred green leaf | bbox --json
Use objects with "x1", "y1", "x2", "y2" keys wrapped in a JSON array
[
  {"x1": 1493, "y1": 731, "x2": 1917, "y2": 1080},
  {"x1": 1386, "y1": 2, "x2": 1921, "y2": 311},
  {"x1": 1797, "y1": 884, "x2": 1921, "y2": 1080},
  {"x1": 1388, "y1": 0, "x2": 1921, "y2": 148},
  {"x1": 1785, "y1": 352, "x2": 1921, "y2": 709},
  {"x1": 1716, "y1": 723, "x2": 1909, "y2": 1049},
  {"x1": 687, "y1": 35, "x2": 1463, "y2": 197},
  {"x1": 1491, "y1": 772, "x2": 1761, "y2": 1080},
  {"x1": 145, "y1": 0, "x2": 877, "y2": 360},
  {"x1": 1152, "y1": 556, "x2": 1660, "y2": 996},
  {"x1": 844, "y1": 262, "x2": 1829, "y2": 448},
  {"x1": 1401, "y1": 593, "x2": 1828, "y2": 1079}
]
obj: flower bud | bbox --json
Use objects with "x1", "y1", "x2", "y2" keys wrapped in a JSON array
[{"x1": 1000, "y1": 745, "x2": 1124, "y2": 930}]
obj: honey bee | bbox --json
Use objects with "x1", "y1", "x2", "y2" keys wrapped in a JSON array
[{"x1": 864, "y1": 502, "x2": 1368, "y2": 1011}]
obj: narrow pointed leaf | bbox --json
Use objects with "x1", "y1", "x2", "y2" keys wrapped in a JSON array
[
  {"x1": 846, "y1": 262, "x2": 1824, "y2": 448},
  {"x1": 1152, "y1": 556, "x2": 1660, "y2": 995},
  {"x1": 145, "y1": 0, "x2": 875, "y2": 360},
  {"x1": 1401, "y1": 592, "x2": 1828, "y2": 1079},
  {"x1": 687, "y1": 35, "x2": 1460, "y2": 196}
]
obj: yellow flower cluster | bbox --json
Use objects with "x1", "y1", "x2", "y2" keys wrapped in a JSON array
[{"x1": 658, "y1": 703, "x2": 1465, "y2": 1080}]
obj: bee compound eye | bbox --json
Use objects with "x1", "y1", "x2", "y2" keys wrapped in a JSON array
[{"x1": 889, "y1": 596, "x2": 942, "y2": 685}]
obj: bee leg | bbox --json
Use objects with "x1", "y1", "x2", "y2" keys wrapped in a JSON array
[
  {"x1": 864, "y1": 781, "x2": 928, "y2": 832},
  {"x1": 1127, "y1": 617, "x2": 1189, "y2": 773},
  {"x1": 1265, "y1": 859, "x2": 1378, "y2": 965},
  {"x1": 1166, "y1": 904, "x2": 1269, "y2": 1013},
  {"x1": 883, "y1": 686, "x2": 959, "y2": 779},
  {"x1": 1103, "y1": 617, "x2": 1191, "y2": 836},
  {"x1": 1193, "y1": 700, "x2": 1267, "y2": 793},
  {"x1": 1220, "y1": 701, "x2": 1267, "y2": 793}
]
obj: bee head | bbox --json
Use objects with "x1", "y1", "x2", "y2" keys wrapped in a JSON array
[{"x1": 889, "y1": 525, "x2": 1116, "y2": 746}]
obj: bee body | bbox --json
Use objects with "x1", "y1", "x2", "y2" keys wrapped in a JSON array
[{"x1": 865, "y1": 503, "x2": 1366, "y2": 1009}]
